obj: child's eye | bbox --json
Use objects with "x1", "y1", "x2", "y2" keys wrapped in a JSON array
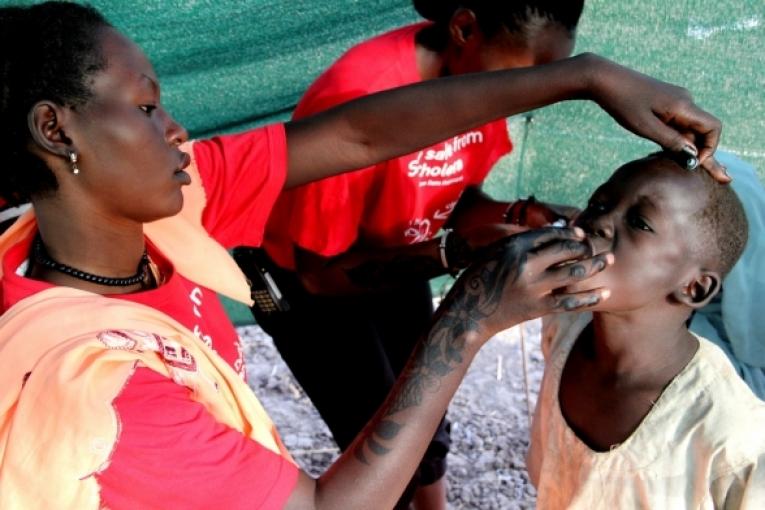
[
  {"x1": 138, "y1": 105, "x2": 157, "y2": 116},
  {"x1": 627, "y1": 210, "x2": 653, "y2": 232}
]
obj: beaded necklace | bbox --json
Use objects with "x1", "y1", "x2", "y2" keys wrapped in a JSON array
[{"x1": 33, "y1": 236, "x2": 149, "y2": 287}]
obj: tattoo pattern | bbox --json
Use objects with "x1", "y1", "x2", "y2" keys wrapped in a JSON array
[
  {"x1": 353, "y1": 237, "x2": 531, "y2": 464},
  {"x1": 352, "y1": 230, "x2": 602, "y2": 464}
]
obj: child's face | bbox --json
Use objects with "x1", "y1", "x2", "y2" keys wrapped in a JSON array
[{"x1": 570, "y1": 158, "x2": 708, "y2": 312}]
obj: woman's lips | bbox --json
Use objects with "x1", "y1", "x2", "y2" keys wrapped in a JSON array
[
  {"x1": 173, "y1": 169, "x2": 192, "y2": 185},
  {"x1": 172, "y1": 152, "x2": 192, "y2": 184},
  {"x1": 179, "y1": 152, "x2": 191, "y2": 170}
]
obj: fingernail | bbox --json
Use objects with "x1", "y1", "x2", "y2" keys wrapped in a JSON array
[
  {"x1": 573, "y1": 227, "x2": 585, "y2": 238},
  {"x1": 682, "y1": 144, "x2": 698, "y2": 157},
  {"x1": 722, "y1": 165, "x2": 729, "y2": 177},
  {"x1": 685, "y1": 156, "x2": 699, "y2": 171},
  {"x1": 601, "y1": 289, "x2": 611, "y2": 300},
  {"x1": 605, "y1": 253, "x2": 615, "y2": 265}
]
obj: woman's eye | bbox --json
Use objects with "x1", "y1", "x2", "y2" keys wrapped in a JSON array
[
  {"x1": 627, "y1": 210, "x2": 653, "y2": 232},
  {"x1": 139, "y1": 105, "x2": 157, "y2": 116}
]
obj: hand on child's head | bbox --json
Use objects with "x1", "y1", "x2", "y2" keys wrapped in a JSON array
[{"x1": 678, "y1": 139, "x2": 730, "y2": 183}]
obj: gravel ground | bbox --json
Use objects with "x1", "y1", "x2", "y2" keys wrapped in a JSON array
[{"x1": 241, "y1": 318, "x2": 544, "y2": 509}]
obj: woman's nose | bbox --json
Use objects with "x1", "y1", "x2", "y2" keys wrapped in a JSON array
[{"x1": 165, "y1": 112, "x2": 189, "y2": 147}]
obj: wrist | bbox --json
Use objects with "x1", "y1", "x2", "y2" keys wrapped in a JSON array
[
  {"x1": 439, "y1": 229, "x2": 472, "y2": 275},
  {"x1": 438, "y1": 231, "x2": 451, "y2": 271},
  {"x1": 430, "y1": 309, "x2": 488, "y2": 353},
  {"x1": 504, "y1": 196, "x2": 536, "y2": 225}
]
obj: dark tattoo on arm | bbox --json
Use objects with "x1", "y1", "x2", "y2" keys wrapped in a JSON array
[{"x1": 353, "y1": 239, "x2": 533, "y2": 464}]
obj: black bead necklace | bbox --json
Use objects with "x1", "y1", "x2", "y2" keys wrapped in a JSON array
[{"x1": 33, "y1": 237, "x2": 149, "y2": 287}]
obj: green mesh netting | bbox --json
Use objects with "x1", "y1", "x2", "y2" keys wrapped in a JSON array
[{"x1": 5, "y1": 0, "x2": 762, "y2": 323}]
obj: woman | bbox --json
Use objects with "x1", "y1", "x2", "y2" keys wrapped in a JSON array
[
  {"x1": 256, "y1": 2, "x2": 666, "y2": 507},
  {"x1": 0, "y1": 2, "x2": 725, "y2": 509}
]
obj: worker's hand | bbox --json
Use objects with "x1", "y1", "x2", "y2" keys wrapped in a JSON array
[
  {"x1": 587, "y1": 54, "x2": 728, "y2": 182},
  {"x1": 444, "y1": 226, "x2": 612, "y2": 339}
]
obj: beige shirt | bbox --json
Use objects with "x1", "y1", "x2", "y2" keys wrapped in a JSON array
[{"x1": 527, "y1": 313, "x2": 765, "y2": 509}]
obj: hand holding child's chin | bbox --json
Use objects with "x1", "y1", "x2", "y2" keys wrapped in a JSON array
[
  {"x1": 546, "y1": 232, "x2": 614, "y2": 302},
  {"x1": 449, "y1": 227, "x2": 613, "y2": 338}
]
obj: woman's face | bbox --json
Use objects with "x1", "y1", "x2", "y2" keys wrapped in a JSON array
[
  {"x1": 66, "y1": 27, "x2": 190, "y2": 224},
  {"x1": 450, "y1": 22, "x2": 576, "y2": 74}
]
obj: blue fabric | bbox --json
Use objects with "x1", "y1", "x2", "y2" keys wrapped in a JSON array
[{"x1": 690, "y1": 151, "x2": 765, "y2": 399}]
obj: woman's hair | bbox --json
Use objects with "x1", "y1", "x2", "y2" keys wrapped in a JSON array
[
  {"x1": 0, "y1": 2, "x2": 111, "y2": 204},
  {"x1": 413, "y1": 0, "x2": 585, "y2": 49}
]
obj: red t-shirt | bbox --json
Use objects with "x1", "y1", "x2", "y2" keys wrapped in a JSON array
[
  {"x1": 0, "y1": 124, "x2": 298, "y2": 509},
  {"x1": 264, "y1": 23, "x2": 512, "y2": 269}
]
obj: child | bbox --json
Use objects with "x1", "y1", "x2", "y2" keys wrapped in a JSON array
[{"x1": 527, "y1": 152, "x2": 765, "y2": 508}]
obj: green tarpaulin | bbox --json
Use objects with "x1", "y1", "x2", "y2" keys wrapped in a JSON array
[
  {"x1": 6, "y1": 0, "x2": 761, "y2": 199},
  {"x1": 5, "y1": 0, "x2": 763, "y2": 322}
]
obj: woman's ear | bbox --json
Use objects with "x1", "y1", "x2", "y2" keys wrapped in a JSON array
[
  {"x1": 26, "y1": 101, "x2": 73, "y2": 158},
  {"x1": 448, "y1": 8, "x2": 479, "y2": 47},
  {"x1": 674, "y1": 271, "x2": 721, "y2": 308}
]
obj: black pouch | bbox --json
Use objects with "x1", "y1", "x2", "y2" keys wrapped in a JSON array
[{"x1": 232, "y1": 247, "x2": 291, "y2": 318}]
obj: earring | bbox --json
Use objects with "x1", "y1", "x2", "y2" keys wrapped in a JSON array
[{"x1": 67, "y1": 150, "x2": 80, "y2": 175}]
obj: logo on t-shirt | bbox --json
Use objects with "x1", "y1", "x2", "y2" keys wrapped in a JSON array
[
  {"x1": 403, "y1": 200, "x2": 459, "y2": 243},
  {"x1": 407, "y1": 131, "x2": 484, "y2": 187},
  {"x1": 97, "y1": 329, "x2": 197, "y2": 372},
  {"x1": 189, "y1": 286, "x2": 246, "y2": 379},
  {"x1": 404, "y1": 218, "x2": 432, "y2": 243}
]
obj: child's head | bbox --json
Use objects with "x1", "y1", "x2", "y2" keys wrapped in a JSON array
[{"x1": 573, "y1": 152, "x2": 748, "y2": 314}]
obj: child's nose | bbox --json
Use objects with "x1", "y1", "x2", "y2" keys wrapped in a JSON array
[{"x1": 590, "y1": 215, "x2": 614, "y2": 239}]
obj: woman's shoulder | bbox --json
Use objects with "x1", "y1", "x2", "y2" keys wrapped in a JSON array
[
  {"x1": 296, "y1": 23, "x2": 427, "y2": 111},
  {"x1": 339, "y1": 22, "x2": 427, "y2": 63}
]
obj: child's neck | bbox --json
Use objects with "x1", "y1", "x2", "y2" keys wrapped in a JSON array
[
  {"x1": 557, "y1": 308, "x2": 700, "y2": 451},
  {"x1": 588, "y1": 308, "x2": 698, "y2": 385}
]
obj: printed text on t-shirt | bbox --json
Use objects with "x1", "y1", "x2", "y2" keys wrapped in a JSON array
[{"x1": 407, "y1": 131, "x2": 484, "y2": 185}]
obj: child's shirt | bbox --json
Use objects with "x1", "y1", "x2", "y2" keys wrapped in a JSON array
[{"x1": 527, "y1": 313, "x2": 765, "y2": 509}]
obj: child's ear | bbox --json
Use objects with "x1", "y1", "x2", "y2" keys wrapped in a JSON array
[{"x1": 673, "y1": 271, "x2": 721, "y2": 308}]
